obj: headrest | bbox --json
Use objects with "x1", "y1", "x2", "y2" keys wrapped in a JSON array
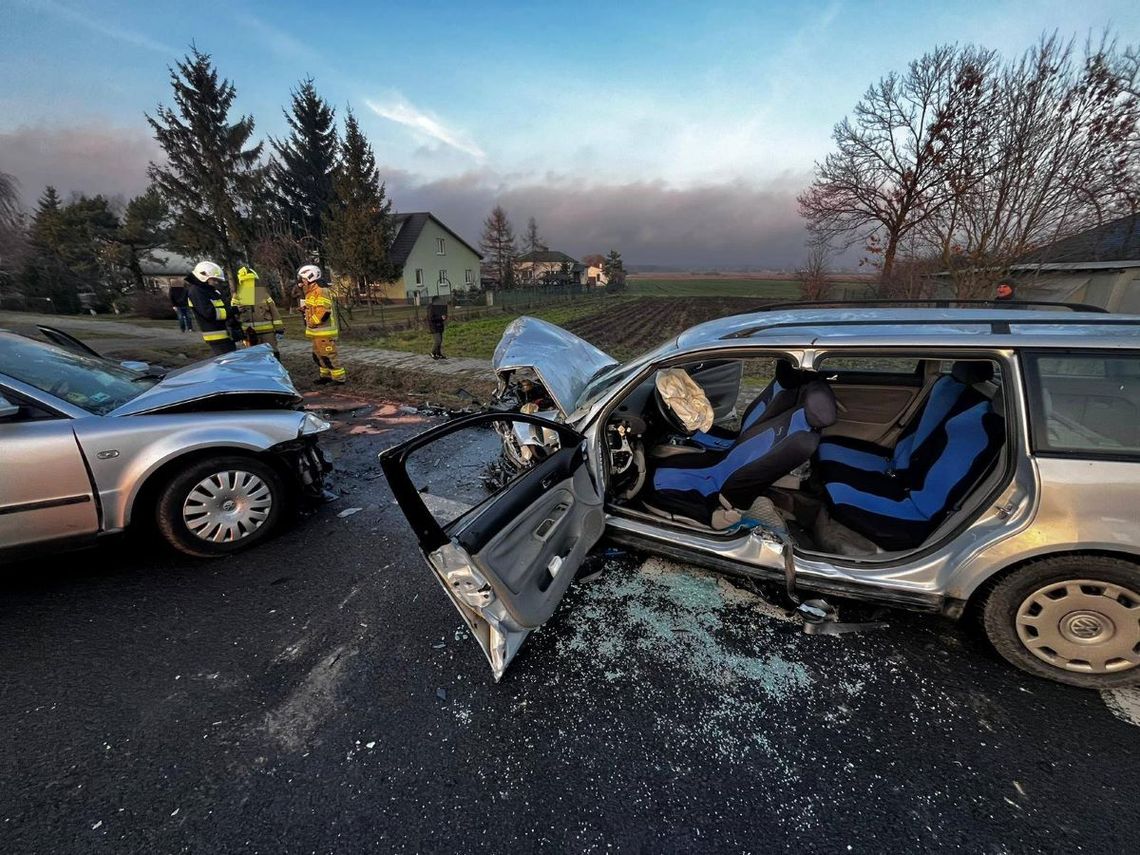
[
  {"x1": 774, "y1": 359, "x2": 805, "y2": 388},
  {"x1": 951, "y1": 361, "x2": 993, "y2": 385},
  {"x1": 800, "y1": 380, "x2": 837, "y2": 429}
]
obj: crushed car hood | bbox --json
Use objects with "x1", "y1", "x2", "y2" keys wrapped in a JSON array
[
  {"x1": 492, "y1": 316, "x2": 617, "y2": 417},
  {"x1": 108, "y1": 345, "x2": 301, "y2": 416}
]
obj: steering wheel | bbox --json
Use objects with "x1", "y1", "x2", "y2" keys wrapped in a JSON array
[{"x1": 655, "y1": 385, "x2": 695, "y2": 435}]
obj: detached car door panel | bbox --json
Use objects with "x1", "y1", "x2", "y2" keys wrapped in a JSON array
[
  {"x1": 381, "y1": 413, "x2": 604, "y2": 680},
  {"x1": 0, "y1": 419, "x2": 99, "y2": 554}
]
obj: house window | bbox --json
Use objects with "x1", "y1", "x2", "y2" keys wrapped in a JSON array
[
  {"x1": 465, "y1": 269, "x2": 474, "y2": 285},
  {"x1": 436, "y1": 238, "x2": 446, "y2": 255},
  {"x1": 415, "y1": 268, "x2": 423, "y2": 286},
  {"x1": 438, "y1": 269, "x2": 447, "y2": 284}
]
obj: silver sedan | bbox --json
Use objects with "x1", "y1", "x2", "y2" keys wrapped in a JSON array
[{"x1": 0, "y1": 328, "x2": 330, "y2": 562}]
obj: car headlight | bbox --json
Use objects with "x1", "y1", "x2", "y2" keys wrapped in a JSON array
[{"x1": 299, "y1": 412, "x2": 332, "y2": 436}]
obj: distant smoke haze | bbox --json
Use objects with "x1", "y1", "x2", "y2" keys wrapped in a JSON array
[{"x1": 0, "y1": 123, "x2": 822, "y2": 269}]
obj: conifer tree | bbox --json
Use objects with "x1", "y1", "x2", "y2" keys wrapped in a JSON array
[
  {"x1": 146, "y1": 47, "x2": 262, "y2": 282},
  {"x1": 523, "y1": 216, "x2": 545, "y2": 254},
  {"x1": 324, "y1": 109, "x2": 396, "y2": 295},
  {"x1": 114, "y1": 186, "x2": 170, "y2": 290},
  {"x1": 480, "y1": 205, "x2": 517, "y2": 288},
  {"x1": 272, "y1": 78, "x2": 338, "y2": 255}
]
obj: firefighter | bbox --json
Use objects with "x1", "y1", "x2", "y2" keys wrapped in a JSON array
[
  {"x1": 233, "y1": 265, "x2": 285, "y2": 357},
  {"x1": 187, "y1": 261, "x2": 239, "y2": 355},
  {"x1": 298, "y1": 264, "x2": 345, "y2": 384}
]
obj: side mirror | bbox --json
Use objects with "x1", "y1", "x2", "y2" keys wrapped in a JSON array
[
  {"x1": 0, "y1": 394, "x2": 20, "y2": 420},
  {"x1": 120, "y1": 360, "x2": 150, "y2": 374}
]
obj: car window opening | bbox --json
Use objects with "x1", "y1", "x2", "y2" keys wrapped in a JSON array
[{"x1": 601, "y1": 353, "x2": 1010, "y2": 561}]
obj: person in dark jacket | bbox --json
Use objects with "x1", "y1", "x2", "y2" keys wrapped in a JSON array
[
  {"x1": 428, "y1": 295, "x2": 448, "y2": 359},
  {"x1": 187, "y1": 260, "x2": 238, "y2": 355},
  {"x1": 169, "y1": 279, "x2": 194, "y2": 332}
]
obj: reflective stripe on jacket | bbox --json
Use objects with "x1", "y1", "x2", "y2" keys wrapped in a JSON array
[
  {"x1": 187, "y1": 278, "x2": 233, "y2": 343},
  {"x1": 303, "y1": 285, "x2": 338, "y2": 338}
]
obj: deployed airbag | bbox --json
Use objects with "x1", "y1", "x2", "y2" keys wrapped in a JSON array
[{"x1": 656, "y1": 368, "x2": 714, "y2": 433}]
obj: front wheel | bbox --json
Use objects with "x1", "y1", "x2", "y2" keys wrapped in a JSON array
[
  {"x1": 981, "y1": 555, "x2": 1140, "y2": 688},
  {"x1": 156, "y1": 456, "x2": 284, "y2": 558}
]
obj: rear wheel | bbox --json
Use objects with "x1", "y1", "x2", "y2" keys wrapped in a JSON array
[
  {"x1": 156, "y1": 456, "x2": 284, "y2": 558},
  {"x1": 981, "y1": 556, "x2": 1140, "y2": 688}
]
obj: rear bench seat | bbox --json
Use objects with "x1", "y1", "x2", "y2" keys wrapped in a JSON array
[{"x1": 820, "y1": 363, "x2": 1005, "y2": 551}]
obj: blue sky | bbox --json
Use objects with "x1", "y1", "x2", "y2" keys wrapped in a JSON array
[{"x1": 3, "y1": 0, "x2": 1139, "y2": 266}]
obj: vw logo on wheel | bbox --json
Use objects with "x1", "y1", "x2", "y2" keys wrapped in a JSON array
[{"x1": 1067, "y1": 615, "x2": 1104, "y2": 640}]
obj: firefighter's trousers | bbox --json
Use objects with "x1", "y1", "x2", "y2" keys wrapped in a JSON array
[
  {"x1": 246, "y1": 329, "x2": 280, "y2": 357},
  {"x1": 311, "y1": 336, "x2": 346, "y2": 383}
]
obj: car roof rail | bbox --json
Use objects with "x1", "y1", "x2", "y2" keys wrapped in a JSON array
[{"x1": 751, "y1": 298, "x2": 1109, "y2": 313}]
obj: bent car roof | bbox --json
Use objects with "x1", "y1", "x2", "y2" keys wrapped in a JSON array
[{"x1": 674, "y1": 308, "x2": 1140, "y2": 351}]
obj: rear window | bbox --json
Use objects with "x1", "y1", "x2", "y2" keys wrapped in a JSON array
[
  {"x1": 0, "y1": 336, "x2": 152, "y2": 415},
  {"x1": 1024, "y1": 352, "x2": 1140, "y2": 456},
  {"x1": 817, "y1": 356, "x2": 922, "y2": 376}
]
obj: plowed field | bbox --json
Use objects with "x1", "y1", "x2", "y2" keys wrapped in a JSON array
[{"x1": 561, "y1": 296, "x2": 765, "y2": 359}]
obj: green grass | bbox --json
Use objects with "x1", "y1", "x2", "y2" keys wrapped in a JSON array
[{"x1": 361, "y1": 298, "x2": 628, "y2": 359}]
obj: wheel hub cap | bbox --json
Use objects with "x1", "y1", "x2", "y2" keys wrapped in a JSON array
[
  {"x1": 1016, "y1": 579, "x2": 1140, "y2": 674},
  {"x1": 182, "y1": 470, "x2": 272, "y2": 544}
]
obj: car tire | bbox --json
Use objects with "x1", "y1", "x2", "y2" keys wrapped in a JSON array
[
  {"x1": 156, "y1": 455, "x2": 284, "y2": 558},
  {"x1": 981, "y1": 555, "x2": 1140, "y2": 689}
]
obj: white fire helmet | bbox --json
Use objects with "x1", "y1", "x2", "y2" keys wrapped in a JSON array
[
  {"x1": 297, "y1": 264, "x2": 322, "y2": 284},
  {"x1": 192, "y1": 261, "x2": 225, "y2": 283}
]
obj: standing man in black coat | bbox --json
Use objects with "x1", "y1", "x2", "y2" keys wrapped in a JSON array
[
  {"x1": 187, "y1": 260, "x2": 239, "y2": 355},
  {"x1": 169, "y1": 278, "x2": 194, "y2": 332},
  {"x1": 428, "y1": 295, "x2": 448, "y2": 360}
]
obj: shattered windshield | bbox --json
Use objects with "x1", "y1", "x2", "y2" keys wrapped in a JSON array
[{"x1": 1, "y1": 335, "x2": 155, "y2": 415}]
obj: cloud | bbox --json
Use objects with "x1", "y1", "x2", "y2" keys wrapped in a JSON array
[
  {"x1": 382, "y1": 169, "x2": 816, "y2": 269},
  {"x1": 365, "y1": 97, "x2": 485, "y2": 161},
  {"x1": 233, "y1": 11, "x2": 321, "y2": 64},
  {"x1": 0, "y1": 123, "x2": 160, "y2": 207},
  {"x1": 0, "y1": 120, "x2": 817, "y2": 268},
  {"x1": 24, "y1": 0, "x2": 179, "y2": 55}
]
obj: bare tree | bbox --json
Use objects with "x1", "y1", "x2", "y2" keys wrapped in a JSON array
[
  {"x1": 796, "y1": 241, "x2": 833, "y2": 301},
  {"x1": 933, "y1": 34, "x2": 1140, "y2": 297},
  {"x1": 798, "y1": 45, "x2": 995, "y2": 280}
]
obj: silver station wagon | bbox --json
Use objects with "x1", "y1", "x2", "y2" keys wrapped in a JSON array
[{"x1": 382, "y1": 304, "x2": 1140, "y2": 689}]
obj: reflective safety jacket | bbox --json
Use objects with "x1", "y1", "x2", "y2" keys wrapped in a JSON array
[
  {"x1": 233, "y1": 267, "x2": 284, "y2": 335},
  {"x1": 303, "y1": 283, "x2": 338, "y2": 338},
  {"x1": 187, "y1": 276, "x2": 233, "y2": 344}
]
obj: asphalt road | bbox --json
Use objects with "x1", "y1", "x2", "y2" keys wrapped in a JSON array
[{"x1": 2, "y1": 399, "x2": 1138, "y2": 854}]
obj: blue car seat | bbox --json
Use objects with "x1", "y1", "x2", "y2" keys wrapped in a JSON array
[
  {"x1": 823, "y1": 382, "x2": 1004, "y2": 551},
  {"x1": 691, "y1": 359, "x2": 810, "y2": 450},
  {"x1": 651, "y1": 381, "x2": 838, "y2": 524},
  {"x1": 816, "y1": 361, "x2": 993, "y2": 483}
]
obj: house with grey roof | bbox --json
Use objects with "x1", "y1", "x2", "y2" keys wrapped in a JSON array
[
  {"x1": 369, "y1": 212, "x2": 482, "y2": 301},
  {"x1": 139, "y1": 248, "x2": 195, "y2": 292},
  {"x1": 516, "y1": 249, "x2": 591, "y2": 286},
  {"x1": 1010, "y1": 213, "x2": 1140, "y2": 311}
]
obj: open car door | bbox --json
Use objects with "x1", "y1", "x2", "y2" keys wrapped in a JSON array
[{"x1": 380, "y1": 412, "x2": 605, "y2": 681}]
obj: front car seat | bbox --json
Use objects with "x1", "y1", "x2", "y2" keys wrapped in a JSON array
[
  {"x1": 691, "y1": 359, "x2": 811, "y2": 450},
  {"x1": 650, "y1": 381, "x2": 838, "y2": 524}
]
